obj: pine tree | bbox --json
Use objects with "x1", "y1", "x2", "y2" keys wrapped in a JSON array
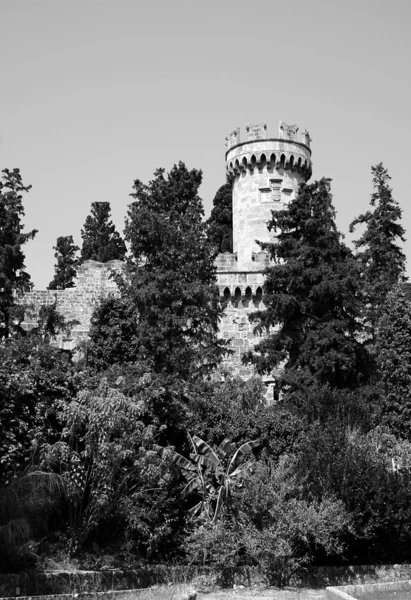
[
  {"x1": 0, "y1": 169, "x2": 37, "y2": 338},
  {"x1": 80, "y1": 202, "x2": 126, "y2": 263},
  {"x1": 350, "y1": 163, "x2": 406, "y2": 336},
  {"x1": 88, "y1": 162, "x2": 227, "y2": 379},
  {"x1": 206, "y1": 182, "x2": 233, "y2": 253},
  {"x1": 244, "y1": 178, "x2": 367, "y2": 389},
  {"x1": 48, "y1": 235, "x2": 79, "y2": 290}
]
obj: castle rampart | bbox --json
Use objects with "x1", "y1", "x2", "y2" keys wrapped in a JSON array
[
  {"x1": 22, "y1": 120, "x2": 312, "y2": 395},
  {"x1": 22, "y1": 260, "x2": 123, "y2": 348}
]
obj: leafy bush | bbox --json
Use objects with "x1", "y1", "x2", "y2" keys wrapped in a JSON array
[
  {"x1": 41, "y1": 379, "x2": 186, "y2": 559},
  {"x1": 296, "y1": 422, "x2": 411, "y2": 563},
  {"x1": 0, "y1": 336, "x2": 80, "y2": 482},
  {"x1": 188, "y1": 373, "x2": 304, "y2": 460},
  {"x1": 185, "y1": 458, "x2": 350, "y2": 586}
]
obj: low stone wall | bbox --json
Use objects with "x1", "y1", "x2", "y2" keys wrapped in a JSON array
[
  {"x1": 0, "y1": 569, "x2": 174, "y2": 598},
  {"x1": 2, "y1": 565, "x2": 411, "y2": 597},
  {"x1": 300, "y1": 564, "x2": 411, "y2": 588},
  {"x1": 326, "y1": 580, "x2": 411, "y2": 600},
  {"x1": 0, "y1": 590, "x2": 196, "y2": 600}
]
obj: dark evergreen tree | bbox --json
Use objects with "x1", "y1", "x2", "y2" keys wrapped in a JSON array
[
  {"x1": 0, "y1": 169, "x2": 37, "y2": 338},
  {"x1": 88, "y1": 162, "x2": 227, "y2": 379},
  {"x1": 80, "y1": 202, "x2": 126, "y2": 263},
  {"x1": 373, "y1": 286, "x2": 411, "y2": 439},
  {"x1": 350, "y1": 162, "x2": 406, "y2": 337},
  {"x1": 48, "y1": 235, "x2": 79, "y2": 290},
  {"x1": 244, "y1": 178, "x2": 367, "y2": 389},
  {"x1": 206, "y1": 182, "x2": 233, "y2": 253}
]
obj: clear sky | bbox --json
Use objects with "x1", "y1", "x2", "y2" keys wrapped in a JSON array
[{"x1": 1, "y1": 0, "x2": 410, "y2": 289}]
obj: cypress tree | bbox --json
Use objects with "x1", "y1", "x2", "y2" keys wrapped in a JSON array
[
  {"x1": 88, "y1": 162, "x2": 227, "y2": 378},
  {"x1": 350, "y1": 163, "x2": 406, "y2": 337},
  {"x1": 244, "y1": 178, "x2": 367, "y2": 389},
  {"x1": 0, "y1": 169, "x2": 37, "y2": 338},
  {"x1": 80, "y1": 202, "x2": 126, "y2": 263},
  {"x1": 206, "y1": 182, "x2": 233, "y2": 253},
  {"x1": 48, "y1": 235, "x2": 79, "y2": 290}
]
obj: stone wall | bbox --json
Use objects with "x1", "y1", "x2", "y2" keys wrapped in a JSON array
[
  {"x1": 22, "y1": 261, "x2": 122, "y2": 349},
  {"x1": 2, "y1": 564, "x2": 411, "y2": 597},
  {"x1": 23, "y1": 256, "x2": 269, "y2": 368},
  {"x1": 22, "y1": 256, "x2": 273, "y2": 391}
]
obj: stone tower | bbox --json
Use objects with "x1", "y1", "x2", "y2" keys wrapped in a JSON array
[
  {"x1": 216, "y1": 121, "x2": 312, "y2": 382},
  {"x1": 225, "y1": 121, "x2": 312, "y2": 270}
]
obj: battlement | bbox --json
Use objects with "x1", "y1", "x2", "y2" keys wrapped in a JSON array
[
  {"x1": 225, "y1": 121, "x2": 312, "y2": 181},
  {"x1": 225, "y1": 121, "x2": 312, "y2": 151}
]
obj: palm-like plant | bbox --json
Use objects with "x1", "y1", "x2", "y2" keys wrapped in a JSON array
[
  {"x1": 172, "y1": 434, "x2": 258, "y2": 522},
  {"x1": 0, "y1": 470, "x2": 64, "y2": 569}
]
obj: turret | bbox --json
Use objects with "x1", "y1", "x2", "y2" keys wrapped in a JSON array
[{"x1": 225, "y1": 121, "x2": 312, "y2": 269}]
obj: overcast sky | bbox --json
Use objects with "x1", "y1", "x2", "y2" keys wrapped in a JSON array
[{"x1": 1, "y1": 0, "x2": 410, "y2": 289}]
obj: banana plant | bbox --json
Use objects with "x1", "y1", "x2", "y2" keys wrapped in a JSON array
[{"x1": 171, "y1": 433, "x2": 258, "y2": 522}]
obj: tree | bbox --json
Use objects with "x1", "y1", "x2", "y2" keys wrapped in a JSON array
[
  {"x1": 48, "y1": 235, "x2": 79, "y2": 290},
  {"x1": 89, "y1": 162, "x2": 227, "y2": 380},
  {"x1": 80, "y1": 202, "x2": 126, "y2": 263},
  {"x1": 373, "y1": 286, "x2": 411, "y2": 439},
  {"x1": 244, "y1": 178, "x2": 368, "y2": 389},
  {"x1": 206, "y1": 182, "x2": 233, "y2": 253},
  {"x1": 87, "y1": 296, "x2": 139, "y2": 370},
  {"x1": 350, "y1": 163, "x2": 406, "y2": 336},
  {"x1": 0, "y1": 169, "x2": 37, "y2": 338}
]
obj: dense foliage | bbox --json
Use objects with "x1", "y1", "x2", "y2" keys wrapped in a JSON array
[
  {"x1": 244, "y1": 178, "x2": 367, "y2": 388},
  {"x1": 373, "y1": 286, "x2": 411, "y2": 439},
  {"x1": 0, "y1": 335, "x2": 81, "y2": 484},
  {"x1": 80, "y1": 202, "x2": 126, "y2": 263},
  {"x1": 88, "y1": 162, "x2": 227, "y2": 379},
  {"x1": 3, "y1": 160, "x2": 411, "y2": 582},
  {"x1": 48, "y1": 235, "x2": 79, "y2": 290},
  {"x1": 0, "y1": 169, "x2": 37, "y2": 337}
]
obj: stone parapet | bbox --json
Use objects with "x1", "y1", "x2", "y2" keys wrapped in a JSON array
[{"x1": 216, "y1": 269, "x2": 265, "y2": 296}]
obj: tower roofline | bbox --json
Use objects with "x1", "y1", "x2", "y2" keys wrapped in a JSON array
[{"x1": 225, "y1": 137, "x2": 312, "y2": 161}]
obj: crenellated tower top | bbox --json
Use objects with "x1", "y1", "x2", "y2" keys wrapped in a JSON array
[
  {"x1": 225, "y1": 121, "x2": 313, "y2": 269},
  {"x1": 225, "y1": 121, "x2": 312, "y2": 179}
]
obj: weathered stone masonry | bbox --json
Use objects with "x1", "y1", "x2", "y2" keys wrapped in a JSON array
[
  {"x1": 23, "y1": 260, "x2": 123, "y2": 349},
  {"x1": 22, "y1": 121, "x2": 313, "y2": 384}
]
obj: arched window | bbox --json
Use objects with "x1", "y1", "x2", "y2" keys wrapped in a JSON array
[
  {"x1": 254, "y1": 286, "x2": 263, "y2": 308},
  {"x1": 244, "y1": 286, "x2": 252, "y2": 308},
  {"x1": 234, "y1": 287, "x2": 242, "y2": 308}
]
